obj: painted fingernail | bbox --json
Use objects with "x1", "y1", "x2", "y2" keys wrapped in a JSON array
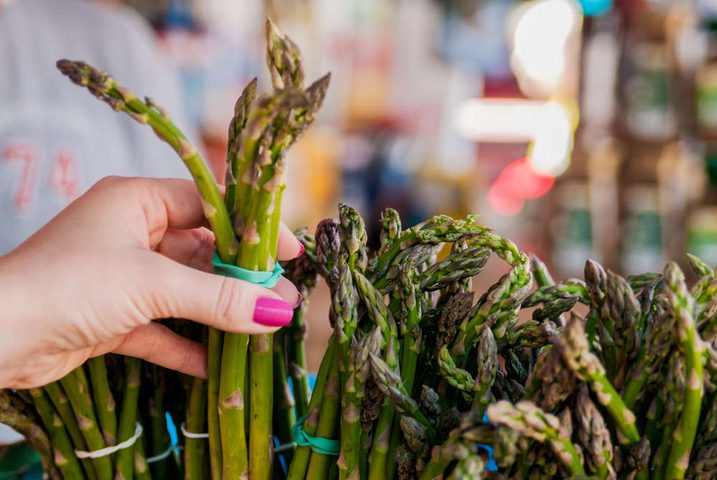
[
  {"x1": 253, "y1": 297, "x2": 293, "y2": 327},
  {"x1": 292, "y1": 293, "x2": 304, "y2": 310},
  {"x1": 297, "y1": 243, "x2": 305, "y2": 257}
]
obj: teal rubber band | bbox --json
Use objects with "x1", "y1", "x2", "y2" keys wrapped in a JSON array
[
  {"x1": 291, "y1": 416, "x2": 340, "y2": 456},
  {"x1": 211, "y1": 253, "x2": 285, "y2": 288}
]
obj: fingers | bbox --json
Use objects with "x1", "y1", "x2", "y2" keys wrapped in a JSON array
[
  {"x1": 86, "y1": 177, "x2": 211, "y2": 248},
  {"x1": 136, "y1": 253, "x2": 298, "y2": 334},
  {"x1": 112, "y1": 323, "x2": 207, "y2": 378},
  {"x1": 159, "y1": 225, "x2": 301, "y2": 268},
  {"x1": 273, "y1": 276, "x2": 302, "y2": 309},
  {"x1": 156, "y1": 228, "x2": 215, "y2": 272},
  {"x1": 277, "y1": 223, "x2": 304, "y2": 261}
]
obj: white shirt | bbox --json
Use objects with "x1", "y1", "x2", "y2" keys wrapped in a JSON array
[{"x1": 0, "y1": 0, "x2": 192, "y2": 255}]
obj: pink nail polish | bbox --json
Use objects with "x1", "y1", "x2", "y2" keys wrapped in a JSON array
[
  {"x1": 298, "y1": 243, "x2": 305, "y2": 257},
  {"x1": 253, "y1": 297, "x2": 293, "y2": 327}
]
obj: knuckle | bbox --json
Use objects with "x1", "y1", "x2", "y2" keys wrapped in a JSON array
[{"x1": 213, "y1": 277, "x2": 249, "y2": 330}]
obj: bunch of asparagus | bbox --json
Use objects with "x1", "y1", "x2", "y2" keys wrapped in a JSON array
[
  {"x1": 273, "y1": 211, "x2": 717, "y2": 480},
  {"x1": 5, "y1": 16, "x2": 717, "y2": 480},
  {"x1": 3, "y1": 18, "x2": 329, "y2": 480},
  {"x1": 1, "y1": 357, "x2": 180, "y2": 479}
]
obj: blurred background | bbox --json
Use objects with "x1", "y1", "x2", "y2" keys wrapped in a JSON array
[{"x1": 30, "y1": 0, "x2": 712, "y2": 280}]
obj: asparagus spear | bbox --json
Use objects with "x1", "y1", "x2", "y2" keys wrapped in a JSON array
[
  {"x1": 273, "y1": 330, "x2": 297, "y2": 466},
  {"x1": 664, "y1": 263, "x2": 704, "y2": 480},
  {"x1": 286, "y1": 341, "x2": 337, "y2": 480},
  {"x1": 523, "y1": 279, "x2": 591, "y2": 308},
  {"x1": 452, "y1": 232, "x2": 533, "y2": 355},
  {"x1": 0, "y1": 389, "x2": 60, "y2": 479},
  {"x1": 60, "y1": 368, "x2": 113, "y2": 478},
  {"x1": 147, "y1": 365, "x2": 171, "y2": 479},
  {"x1": 487, "y1": 400, "x2": 585, "y2": 475},
  {"x1": 56, "y1": 60, "x2": 238, "y2": 263},
  {"x1": 556, "y1": 315, "x2": 639, "y2": 444},
  {"x1": 687, "y1": 253, "x2": 712, "y2": 278},
  {"x1": 43, "y1": 381, "x2": 97, "y2": 479},
  {"x1": 368, "y1": 354, "x2": 436, "y2": 440},
  {"x1": 305, "y1": 351, "x2": 342, "y2": 479},
  {"x1": 283, "y1": 229, "x2": 319, "y2": 419},
  {"x1": 87, "y1": 357, "x2": 117, "y2": 447},
  {"x1": 116, "y1": 358, "x2": 141, "y2": 480},
  {"x1": 29, "y1": 388, "x2": 85, "y2": 479},
  {"x1": 417, "y1": 247, "x2": 489, "y2": 292},
  {"x1": 369, "y1": 215, "x2": 488, "y2": 287},
  {"x1": 379, "y1": 208, "x2": 402, "y2": 256},
  {"x1": 575, "y1": 386, "x2": 615, "y2": 480},
  {"x1": 184, "y1": 378, "x2": 207, "y2": 480}
]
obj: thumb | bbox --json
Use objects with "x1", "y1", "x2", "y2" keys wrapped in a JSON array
[{"x1": 136, "y1": 253, "x2": 295, "y2": 334}]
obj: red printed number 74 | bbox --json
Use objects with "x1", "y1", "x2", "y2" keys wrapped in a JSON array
[{"x1": 3, "y1": 142, "x2": 79, "y2": 213}]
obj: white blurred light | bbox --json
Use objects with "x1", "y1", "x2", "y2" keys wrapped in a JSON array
[
  {"x1": 528, "y1": 102, "x2": 573, "y2": 176},
  {"x1": 454, "y1": 99, "x2": 574, "y2": 177},
  {"x1": 454, "y1": 99, "x2": 551, "y2": 142},
  {"x1": 510, "y1": 0, "x2": 582, "y2": 94}
]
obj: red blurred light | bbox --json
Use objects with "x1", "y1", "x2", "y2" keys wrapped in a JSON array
[
  {"x1": 488, "y1": 157, "x2": 555, "y2": 216},
  {"x1": 488, "y1": 184, "x2": 525, "y2": 216}
]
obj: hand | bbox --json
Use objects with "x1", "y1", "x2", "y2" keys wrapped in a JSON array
[{"x1": 0, "y1": 176, "x2": 303, "y2": 389}]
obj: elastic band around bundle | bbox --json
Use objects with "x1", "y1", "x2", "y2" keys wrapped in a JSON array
[
  {"x1": 180, "y1": 422, "x2": 209, "y2": 439},
  {"x1": 291, "y1": 416, "x2": 340, "y2": 456},
  {"x1": 212, "y1": 253, "x2": 285, "y2": 288},
  {"x1": 75, "y1": 423, "x2": 142, "y2": 459},
  {"x1": 480, "y1": 412, "x2": 498, "y2": 472},
  {"x1": 146, "y1": 444, "x2": 176, "y2": 464}
]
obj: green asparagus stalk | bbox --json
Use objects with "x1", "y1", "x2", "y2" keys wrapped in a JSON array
[
  {"x1": 274, "y1": 330, "x2": 297, "y2": 466},
  {"x1": 134, "y1": 443, "x2": 152, "y2": 480},
  {"x1": 338, "y1": 330, "x2": 378, "y2": 480},
  {"x1": 523, "y1": 279, "x2": 590, "y2": 308},
  {"x1": 369, "y1": 354, "x2": 435, "y2": 440},
  {"x1": 43, "y1": 381, "x2": 97, "y2": 479},
  {"x1": 557, "y1": 315, "x2": 639, "y2": 444},
  {"x1": 417, "y1": 247, "x2": 489, "y2": 292},
  {"x1": 379, "y1": 208, "x2": 402, "y2": 256},
  {"x1": 305, "y1": 352, "x2": 342, "y2": 479},
  {"x1": 207, "y1": 328, "x2": 223, "y2": 480},
  {"x1": 369, "y1": 215, "x2": 488, "y2": 287},
  {"x1": 487, "y1": 400, "x2": 585, "y2": 475},
  {"x1": 55, "y1": 59, "x2": 238, "y2": 263},
  {"x1": 87, "y1": 357, "x2": 117, "y2": 447},
  {"x1": 575, "y1": 386, "x2": 615, "y2": 480},
  {"x1": 452, "y1": 232, "x2": 532, "y2": 356},
  {"x1": 284, "y1": 230, "x2": 319, "y2": 419},
  {"x1": 525, "y1": 346, "x2": 577, "y2": 410},
  {"x1": 354, "y1": 269, "x2": 401, "y2": 479},
  {"x1": 287, "y1": 340, "x2": 337, "y2": 480},
  {"x1": 60, "y1": 368, "x2": 113, "y2": 478},
  {"x1": 116, "y1": 358, "x2": 141, "y2": 480},
  {"x1": 664, "y1": 263, "x2": 704, "y2": 480},
  {"x1": 0, "y1": 389, "x2": 59, "y2": 479},
  {"x1": 29, "y1": 388, "x2": 85, "y2": 479},
  {"x1": 184, "y1": 378, "x2": 207, "y2": 480},
  {"x1": 147, "y1": 366, "x2": 170, "y2": 479}
]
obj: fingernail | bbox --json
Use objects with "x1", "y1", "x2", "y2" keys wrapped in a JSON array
[
  {"x1": 297, "y1": 243, "x2": 305, "y2": 257},
  {"x1": 292, "y1": 293, "x2": 304, "y2": 310},
  {"x1": 253, "y1": 297, "x2": 293, "y2": 327}
]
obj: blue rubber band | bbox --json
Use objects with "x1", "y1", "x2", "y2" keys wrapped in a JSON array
[
  {"x1": 480, "y1": 412, "x2": 498, "y2": 472},
  {"x1": 291, "y1": 416, "x2": 340, "y2": 456},
  {"x1": 211, "y1": 252, "x2": 285, "y2": 288}
]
